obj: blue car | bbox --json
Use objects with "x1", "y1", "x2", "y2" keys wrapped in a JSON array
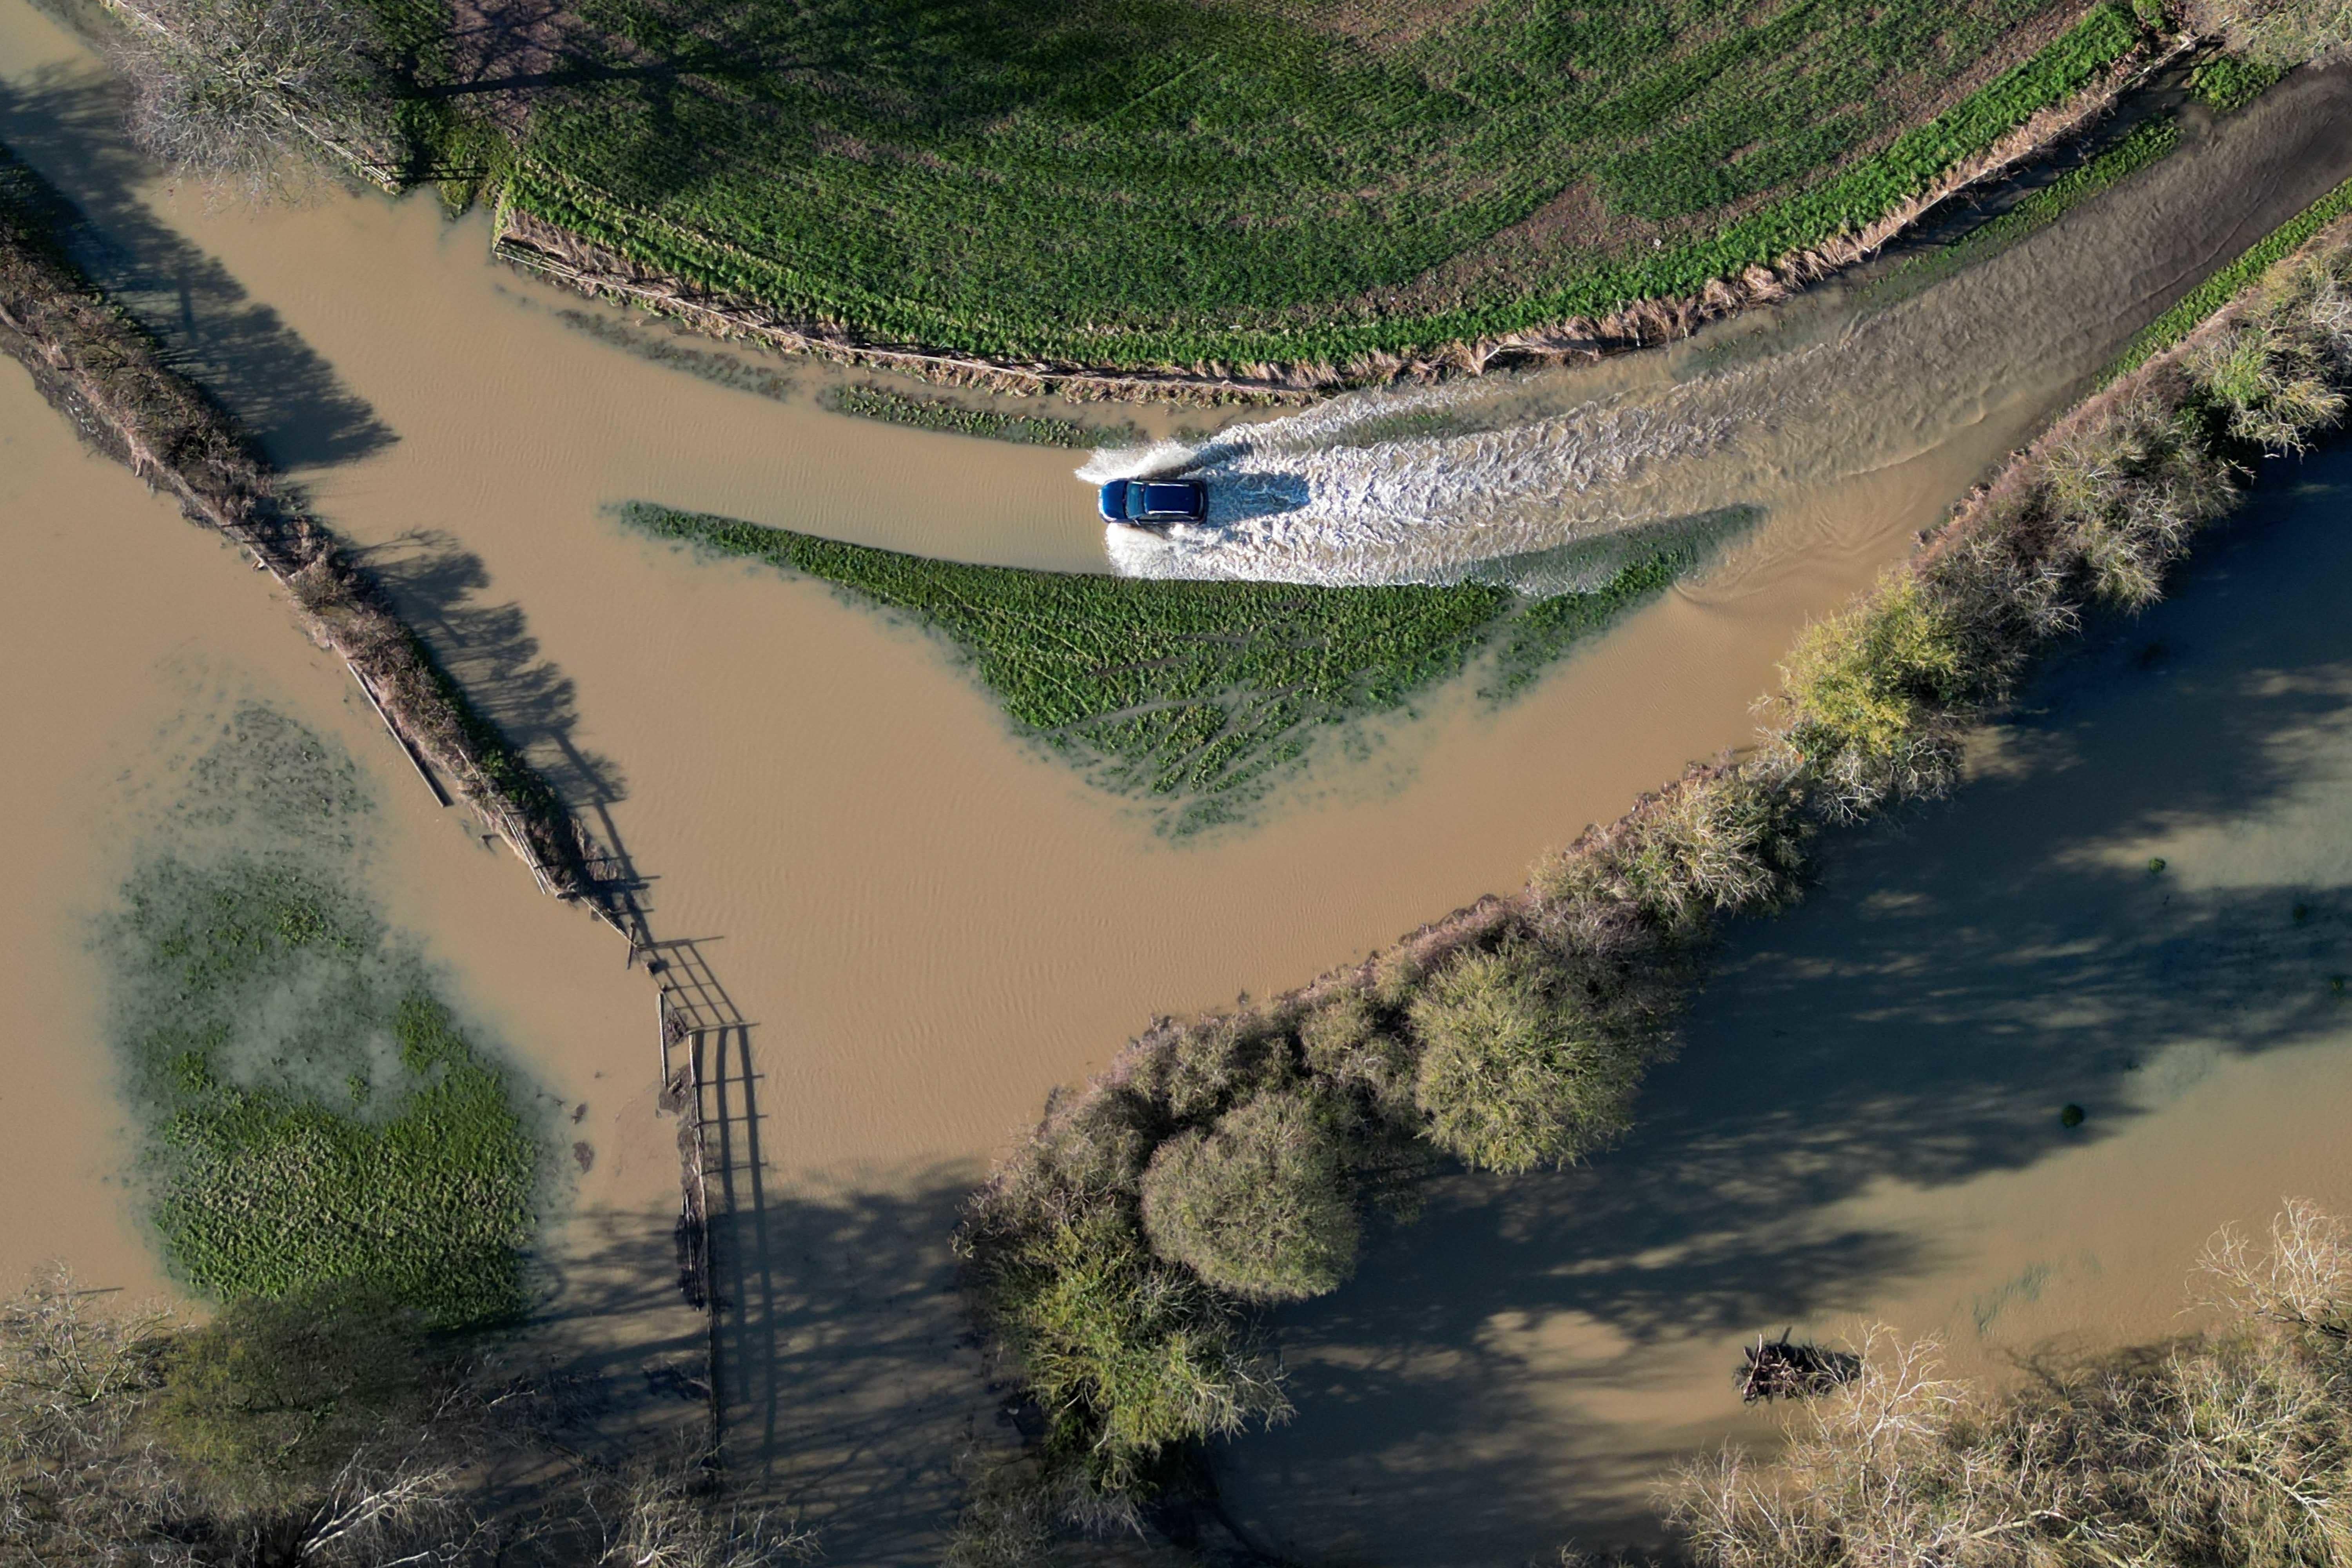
[{"x1": 1098, "y1": 477, "x2": 1207, "y2": 526}]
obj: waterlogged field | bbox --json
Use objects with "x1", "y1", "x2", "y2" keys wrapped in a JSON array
[
  {"x1": 624, "y1": 503, "x2": 1694, "y2": 827},
  {"x1": 495, "y1": 0, "x2": 2138, "y2": 367},
  {"x1": 99, "y1": 707, "x2": 546, "y2": 1327}
]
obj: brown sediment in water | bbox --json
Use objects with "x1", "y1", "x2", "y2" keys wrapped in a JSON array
[
  {"x1": 1217, "y1": 438, "x2": 2352, "y2": 1559},
  {"x1": 6, "y1": 0, "x2": 2352, "y2": 1555},
  {"x1": 0, "y1": 357, "x2": 704, "y2": 1441},
  {"x1": 0, "y1": 147, "x2": 603, "y2": 903}
]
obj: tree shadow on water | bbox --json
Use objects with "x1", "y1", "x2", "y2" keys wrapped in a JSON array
[
  {"x1": 0, "y1": 69, "x2": 395, "y2": 469},
  {"x1": 1212, "y1": 445, "x2": 2352, "y2": 1564},
  {"x1": 358, "y1": 530, "x2": 627, "y2": 818},
  {"x1": 702, "y1": 1138, "x2": 997, "y2": 1566}
]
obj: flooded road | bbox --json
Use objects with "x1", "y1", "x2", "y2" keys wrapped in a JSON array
[
  {"x1": 8, "y1": 0, "x2": 2352, "y2": 1554},
  {"x1": 1220, "y1": 446, "x2": 2352, "y2": 1561},
  {"x1": 1110, "y1": 66, "x2": 2352, "y2": 584}
]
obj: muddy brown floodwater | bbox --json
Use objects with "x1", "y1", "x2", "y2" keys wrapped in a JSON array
[
  {"x1": 0, "y1": 356, "x2": 703, "y2": 1420},
  {"x1": 1220, "y1": 448, "x2": 2352, "y2": 1564},
  {"x1": 8, "y1": 0, "x2": 2352, "y2": 1554}
]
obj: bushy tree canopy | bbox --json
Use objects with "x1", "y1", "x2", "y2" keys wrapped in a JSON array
[
  {"x1": 1140, "y1": 1089, "x2": 1360, "y2": 1303},
  {"x1": 1408, "y1": 941, "x2": 1641, "y2": 1173}
]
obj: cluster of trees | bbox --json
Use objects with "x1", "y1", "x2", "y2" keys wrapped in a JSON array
[
  {"x1": 1780, "y1": 235, "x2": 2352, "y2": 818},
  {"x1": 104, "y1": 0, "x2": 405, "y2": 194},
  {"x1": 954, "y1": 226, "x2": 2352, "y2": 1550},
  {"x1": 955, "y1": 760, "x2": 1812, "y2": 1528},
  {"x1": 1674, "y1": 1202, "x2": 2352, "y2": 1566},
  {"x1": 0, "y1": 1272, "x2": 811, "y2": 1567}
]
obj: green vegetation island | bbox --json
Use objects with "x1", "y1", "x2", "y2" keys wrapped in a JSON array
[{"x1": 621, "y1": 502, "x2": 1713, "y2": 829}]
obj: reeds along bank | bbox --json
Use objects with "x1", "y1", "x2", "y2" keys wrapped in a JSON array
[{"x1": 953, "y1": 222, "x2": 2352, "y2": 1527}]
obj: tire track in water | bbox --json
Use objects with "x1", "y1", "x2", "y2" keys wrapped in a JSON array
[{"x1": 1095, "y1": 61, "x2": 2352, "y2": 588}]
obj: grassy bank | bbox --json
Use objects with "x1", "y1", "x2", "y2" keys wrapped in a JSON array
[
  {"x1": 945, "y1": 201, "x2": 2352, "y2": 1543},
  {"x1": 489, "y1": 0, "x2": 2142, "y2": 374},
  {"x1": 100, "y1": 708, "x2": 546, "y2": 1327},
  {"x1": 820, "y1": 385, "x2": 1145, "y2": 448},
  {"x1": 620, "y1": 503, "x2": 1698, "y2": 829}
]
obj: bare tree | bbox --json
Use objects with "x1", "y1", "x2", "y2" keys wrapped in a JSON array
[
  {"x1": 2185, "y1": 0, "x2": 2352, "y2": 71},
  {"x1": 107, "y1": 0, "x2": 403, "y2": 195},
  {"x1": 583, "y1": 1440, "x2": 818, "y2": 1568}
]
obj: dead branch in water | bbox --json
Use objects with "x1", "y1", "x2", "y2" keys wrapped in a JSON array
[{"x1": 1738, "y1": 1330, "x2": 1863, "y2": 1403}]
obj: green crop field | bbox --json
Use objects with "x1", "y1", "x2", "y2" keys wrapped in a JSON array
[
  {"x1": 469, "y1": 0, "x2": 2143, "y2": 370},
  {"x1": 621, "y1": 503, "x2": 1696, "y2": 829}
]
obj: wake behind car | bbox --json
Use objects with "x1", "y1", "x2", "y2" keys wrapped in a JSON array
[{"x1": 1098, "y1": 477, "x2": 1207, "y2": 526}]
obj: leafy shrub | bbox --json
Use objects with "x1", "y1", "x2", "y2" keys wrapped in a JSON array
[
  {"x1": 1299, "y1": 990, "x2": 1418, "y2": 1121},
  {"x1": 1408, "y1": 939, "x2": 1646, "y2": 1174},
  {"x1": 1779, "y1": 576, "x2": 1975, "y2": 818},
  {"x1": 963, "y1": 1198, "x2": 1285, "y2": 1494},
  {"x1": 1140, "y1": 1089, "x2": 1360, "y2": 1303},
  {"x1": 1534, "y1": 766, "x2": 1809, "y2": 940},
  {"x1": 1144, "y1": 1013, "x2": 1300, "y2": 1124},
  {"x1": 2187, "y1": 321, "x2": 2350, "y2": 452}
]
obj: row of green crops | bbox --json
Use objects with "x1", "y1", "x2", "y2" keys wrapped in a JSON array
[
  {"x1": 620, "y1": 503, "x2": 1697, "y2": 830},
  {"x1": 492, "y1": 0, "x2": 2144, "y2": 370},
  {"x1": 101, "y1": 709, "x2": 546, "y2": 1327},
  {"x1": 822, "y1": 384, "x2": 1144, "y2": 447}
]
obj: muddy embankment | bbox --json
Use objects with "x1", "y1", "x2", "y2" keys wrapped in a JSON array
[{"x1": 0, "y1": 154, "x2": 595, "y2": 900}]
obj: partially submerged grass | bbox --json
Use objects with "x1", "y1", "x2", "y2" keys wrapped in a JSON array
[
  {"x1": 98, "y1": 711, "x2": 546, "y2": 1328},
  {"x1": 619, "y1": 503, "x2": 1694, "y2": 829},
  {"x1": 820, "y1": 385, "x2": 1143, "y2": 449}
]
